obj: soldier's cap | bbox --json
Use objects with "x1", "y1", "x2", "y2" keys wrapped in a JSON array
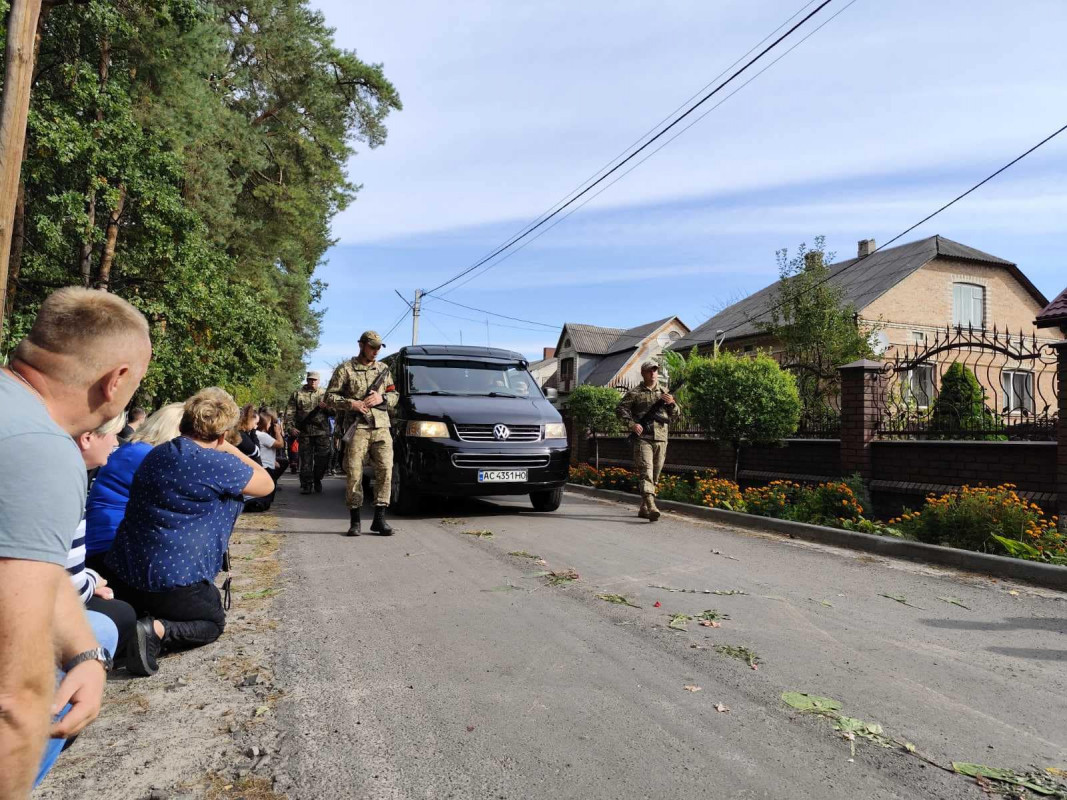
[
  {"x1": 640, "y1": 360, "x2": 659, "y2": 372},
  {"x1": 306, "y1": 370, "x2": 321, "y2": 380},
  {"x1": 359, "y1": 330, "x2": 385, "y2": 348}
]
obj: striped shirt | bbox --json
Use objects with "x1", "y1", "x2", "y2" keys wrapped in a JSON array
[{"x1": 66, "y1": 519, "x2": 101, "y2": 604}]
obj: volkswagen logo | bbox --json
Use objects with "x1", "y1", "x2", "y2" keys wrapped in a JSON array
[{"x1": 493, "y1": 424, "x2": 511, "y2": 441}]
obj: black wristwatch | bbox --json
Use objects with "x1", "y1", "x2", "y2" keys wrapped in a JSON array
[{"x1": 63, "y1": 647, "x2": 113, "y2": 673}]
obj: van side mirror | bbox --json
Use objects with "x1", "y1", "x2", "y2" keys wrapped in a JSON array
[{"x1": 545, "y1": 387, "x2": 558, "y2": 400}]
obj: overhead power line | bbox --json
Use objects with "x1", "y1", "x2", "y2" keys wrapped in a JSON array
[
  {"x1": 423, "y1": 295, "x2": 557, "y2": 328},
  {"x1": 423, "y1": 0, "x2": 836, "y2": 297},
  {"x1": 715, "y1": 120, "x2": 1067, "y2": 340},
  {"x1": 436, "y1": 0, "x2": 860, "y2": 299}
]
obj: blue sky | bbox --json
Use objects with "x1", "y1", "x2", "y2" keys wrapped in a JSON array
[{"x1": 306, "y1": 0, "x2": 1067, "y2": 371}]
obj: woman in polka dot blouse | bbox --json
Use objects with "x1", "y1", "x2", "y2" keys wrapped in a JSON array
[{"x1": 105, "y1": 388, "x2": 274, "y2": 676}]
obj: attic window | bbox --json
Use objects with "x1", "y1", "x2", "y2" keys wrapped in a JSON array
[
  {"x1": 952, "y1": 283, "x2": 985, "y2": 329},
  {"x1": 563, "y1": 337, "x2": 570, "y2": 348}
]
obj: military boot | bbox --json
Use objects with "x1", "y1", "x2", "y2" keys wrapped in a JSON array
[
  {"x1": 299, "y1": 483, "x2": 313, "y2": 495},
  {"x1": 346, "y1": 508, "x2": 361, "y2": 536},
  {"x1": 314, "y1": 480, "x2": 323, "y2": 494},
  {"x1": 370, "y1": 505, "x2": 394, "y2": 536},
  {"x1": 637, "y1": 496, "x2": 650, "y2": 519},
  {"x1": 645, "y1": 494, "x2": 661, "y2": 523}
]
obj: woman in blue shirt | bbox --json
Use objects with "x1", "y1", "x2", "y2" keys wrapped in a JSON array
[
  {"x1": 105, "y1": 388, "x2": 274, "y2": 676},
  {"x1": 84, "y1": 402, "x2": 185, "y2": 572}
]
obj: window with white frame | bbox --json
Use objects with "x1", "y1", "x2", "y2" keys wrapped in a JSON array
[
  {"x1": 1000, "y1": 369, "x2": 1034, "y2": 415},
  {"x1": 952, "y1": 283, "x2": 985, "y2": 328},
  {"x1": 905, "y1": 364, "x2": 935, "y2": 408}
]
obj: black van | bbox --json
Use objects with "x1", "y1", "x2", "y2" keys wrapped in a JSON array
[{"x1": 383, "y1": 345, "x2": 570, "y2": 513}]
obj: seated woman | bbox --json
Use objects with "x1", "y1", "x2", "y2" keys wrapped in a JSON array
[
  {"x1": 68, "y1": 412, "x2": 139, "y2": 663},
  {"x1": 84, "y1": 402, "x2": 185, "y2": 574},
  {"x1": 105, "y1": 388, "x2": 273, "y2": 676}
]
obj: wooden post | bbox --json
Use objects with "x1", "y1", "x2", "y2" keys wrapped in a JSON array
[
  {"x1": 0, "y1": 0, "x2": 43, "y2": 342},
  {"x1": 838, "y1": 359, "x2": 885, "y2": 480}
]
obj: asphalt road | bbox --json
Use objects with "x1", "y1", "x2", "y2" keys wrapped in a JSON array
[{"x1": 271, "y1": 475, "x2": 1067, "y2": 800}]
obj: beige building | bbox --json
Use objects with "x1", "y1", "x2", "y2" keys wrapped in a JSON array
[
  {"x1": 673, "y1": 235, "x2": 1064, "y2": 416},
  {"x1": 555, "y1": 316, "x2": 690, "y2": 394}
]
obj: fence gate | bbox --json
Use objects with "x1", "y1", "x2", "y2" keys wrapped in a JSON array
[{"x1": 876, "y1": 325, "x2": 1060, "y2": 440}]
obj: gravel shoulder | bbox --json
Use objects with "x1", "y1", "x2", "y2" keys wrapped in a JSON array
[
  {"x1": 272, "y1": 478, "x2": 1067, "y2": 799},
  {"x1": 37, "y1": 510, "x2": 287, "y2": 800}
]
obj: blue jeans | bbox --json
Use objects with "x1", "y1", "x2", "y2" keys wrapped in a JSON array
[{"x1": 33, "y1": 610, "x2": 117, "y2": 788}]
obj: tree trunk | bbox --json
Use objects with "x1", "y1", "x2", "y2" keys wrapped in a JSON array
[
  {"x1": 78, "y1": 35, "x2": 110, "y2": 285},
  {"x1": 0, "y1": 0, "x2": 44, "y2": 342},
  {"x1": 733, "y1": 441, "x2": 741, "y2": 483},
  {"x1": 95, "y1": 182, "x2": 124, "y2": 289},
  {"x1": 6, "y1": 180, "x2": 26, "y2": 321}
]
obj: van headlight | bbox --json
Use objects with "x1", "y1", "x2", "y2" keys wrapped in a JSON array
[
  {"x1": 406, "y1": 420, "x2": 449, "y2": 438},
  {"x1": 544, "y1": 422, "x2": 567, "y2": 440}
]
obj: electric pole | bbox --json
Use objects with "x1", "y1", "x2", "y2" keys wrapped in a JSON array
[
  {"x1": 410, "y1": 289, "x2": 422, "y2": 345},
  {"x1": 0, "y1": 0, "x2": 44, "y2": 342}
]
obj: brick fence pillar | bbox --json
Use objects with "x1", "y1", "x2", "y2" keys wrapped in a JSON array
[
  {"x1": 838, "y1": 359, "x2": 886, "y2": 480},
  {"x1": 1055, "y1": 342, "x2": 1067, "y2": 533}
]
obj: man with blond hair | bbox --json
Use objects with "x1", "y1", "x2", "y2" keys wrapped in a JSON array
[{"x1": 0, "y1": 287, "x2": 151, "y2": 796}]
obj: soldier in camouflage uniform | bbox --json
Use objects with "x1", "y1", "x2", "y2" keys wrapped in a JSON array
[
  {"x1": 324, "y1": 331, "x2": 399, "y2": 536},
  {"x1": 616, "y1": 361, "x2": 680, "y2": 522},
  {"x1": 285, "y1": 370, "x2": 331, "y2": 494}
]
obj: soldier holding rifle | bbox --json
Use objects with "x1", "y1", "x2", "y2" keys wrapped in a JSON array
[
  {"x1": 286, "y1": 371, "x2": 332, "y2": 495},
  {"x1": 324, "y1": 331, "x2": 399, "y2": 537},
  {"x1": 616, "y1": 361, "x2": 680, "y2": 522}
]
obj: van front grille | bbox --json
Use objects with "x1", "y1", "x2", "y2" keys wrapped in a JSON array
[
  {"x1": 451, "y1": 453, "x2": 551, "y2": 469},
  {"x1": 454, "y1": 424, "x2": 541, "y2": 442}
]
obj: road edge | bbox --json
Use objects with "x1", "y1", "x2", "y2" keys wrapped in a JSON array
[{"x1": 565, "y1": 483, "x2": 1067, "y2": 591}]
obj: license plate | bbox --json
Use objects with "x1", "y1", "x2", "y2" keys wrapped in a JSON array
[{"x1": 478, "y1": 469, "x2": 528, "y2": 483}]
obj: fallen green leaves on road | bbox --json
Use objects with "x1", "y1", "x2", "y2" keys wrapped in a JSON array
[
  {"x1": 508, "y1": 550, "x2": 541, "y2": 559},
  {"x1": 546, "y1": 569, "x2": 579, "y2": 586},
  {"x1": 716, "y1": 645, "x2": 760, "y2": 669},
  {"x1": 880, "y1": 593, "x2": 924, "y2": 609},
  {"x1": 668, "y1": 614, "x2": 691, "y2": 631},
  {"x1": 596, "y1": 593, "x2": 640, "y2": 608},
  {"x1": 711, "y1": 589, "x2": 749, "y2": 596},
  {"x1": 937, "y1": 596, "x2": 971, "y2": 610},
  {"x1": 240, "y1": 588, "x2": 281, "y2": 601},
  {"x1": 461, "y1": 529, "x2": 494, "y2": 539},
  {"x1": 648, "y1": 584, "x2": 710, "y2": 594},
  {"x1": 952, "y1": 763, "x2": 1067, "y2": 797},
  {"x1": 781, "y1": 693, "x2": 841, "y2": 713},
  {"x1": 440, "y1": 518, "x2": 466, "y2": 525}
]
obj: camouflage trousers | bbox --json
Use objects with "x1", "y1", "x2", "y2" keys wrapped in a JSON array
[
  {"x1": 344, "y1": 427, "x2": 393, "y2": 508},
  {"x1": 633, "y1": 438, "x2": 667, "y2": 496},
  {"x1": 298, "y1": 434, "x2": 331, "y2": 487}
]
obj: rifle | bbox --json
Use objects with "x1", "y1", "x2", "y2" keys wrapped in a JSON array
[
  {"x1": 627, "y1": 377, "x2": 685, "y2": 443},
  {"x1": 294, "y1": 403, "x2": 327, "y2": 435},
  {"x1": 342, "y1": 367, "x2": 392, "y2": 442}
]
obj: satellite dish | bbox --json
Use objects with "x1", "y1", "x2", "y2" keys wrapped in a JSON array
[{"x1": 871, "y1": 330, "x2": 890, "y2": 355}]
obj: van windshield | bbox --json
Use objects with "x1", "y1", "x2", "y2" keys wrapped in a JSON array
[{"x1": 406, "y1": 360, "x2": 540, "y2": 398}]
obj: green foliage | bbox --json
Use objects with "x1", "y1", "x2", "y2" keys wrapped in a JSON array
[
  {"x1": 929, "y1": 363, "x2": 1000, "y2": 439},
  {"x1": 3, "y1": 0, "x2": 401, "y2": 406},
  {"x1": 757, "y1": 237, "x2": 877, "y2": 416},
  {"x1": 688, "y1": 350, "x2": 801, "y2": 478},
  {"x1": 566, "y1": 384, "x2": 623, "y2": 436}
]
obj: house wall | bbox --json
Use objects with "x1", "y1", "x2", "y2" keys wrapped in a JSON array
[{"x1": 612, "y1": 319, "x2": 690, "y2": 386}]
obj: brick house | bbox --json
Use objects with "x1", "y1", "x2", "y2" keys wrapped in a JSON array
[
  {"x1": 672, "y1": 235, "x2": 1064, "y2": 412},
  {"x1": 554, "y1": 316, "x2": 690, "y2": 394}
]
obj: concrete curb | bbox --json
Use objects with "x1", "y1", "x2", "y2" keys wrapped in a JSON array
[{"x1": 565, "y1": 483, "x2": 1067, "y2": 592}]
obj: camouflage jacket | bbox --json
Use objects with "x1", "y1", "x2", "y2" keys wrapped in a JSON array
[
  {"x1": 324, "y1": 359, "x2": 398, "y2": 430},
  {"x1": 616, "y1": 384, "x2": 680, "y2": 442},
  {"x1": 286, "y1": 387, "x2": 331, "y2": 437}
]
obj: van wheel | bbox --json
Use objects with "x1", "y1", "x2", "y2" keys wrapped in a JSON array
[
  {"x1": 391, "y1": 467, "x2": 422, "y2": 515},
  {"x1": 530, "y1": 487, "x2": 563, "y2": 512}
]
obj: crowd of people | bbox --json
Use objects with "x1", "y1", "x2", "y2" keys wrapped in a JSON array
[{"x1": 0, "y1": 288, "x2": 288, "y2": 796}]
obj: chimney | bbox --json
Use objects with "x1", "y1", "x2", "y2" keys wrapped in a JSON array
[
  {"x1": 543, "y1": 347, "x2": 556, "y2": 360},
  {"x1": 857, "y1": 238, "x2": 876, "y2": 258}
]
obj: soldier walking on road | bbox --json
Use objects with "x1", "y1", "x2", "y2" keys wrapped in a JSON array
[
  {"x1": 286, "y1": 371, "x2": 332, "y2": 495},
  {"x1": 617, "y1": 361, "x2": 680, "y2": 522},
  {"x1": 325, "y1": 331, "x2": 399, "y2": 536}
]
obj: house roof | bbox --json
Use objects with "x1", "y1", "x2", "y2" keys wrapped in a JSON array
[
  {"x1": 1036, "y1": 287, "x2": 1067, "y2": 329},
  {"x1": 584, "y1": 350, "x2": 635, "y2": 386},
  {"x1": 559, "y1": 316, "x2": 677, "y2": 355},
  {"x1": 672, "y1": 235, "x2": 1047, "y2": 350}
]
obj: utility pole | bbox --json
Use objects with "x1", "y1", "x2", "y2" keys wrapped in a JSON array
[
  {"x1": 0, "y1": 0, "x2": 43, "y2": 343},
  {"x1": 410, "y1": 289, "x2": 422, "y2": 345}
]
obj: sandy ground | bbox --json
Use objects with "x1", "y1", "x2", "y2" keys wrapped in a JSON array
[{"x1": 37, "y1": 508, "x2": 287, "y2": 800}]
